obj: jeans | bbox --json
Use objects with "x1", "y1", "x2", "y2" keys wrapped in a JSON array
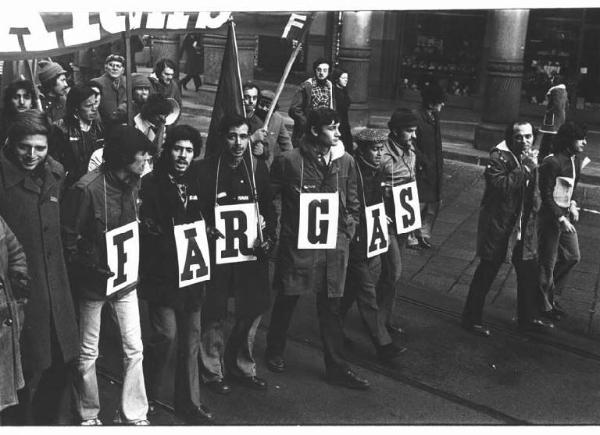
[
  {"x1": 376, "y1": 232, "x2": 406, "y2": 327},
  {"x1": 74, "y1": 291, "x2": 148, "y2": 422},
  {"x1": 145, "y1": 303, "x2": 203, "y2": 412},
  {"x1": 538, "y1": 218, "x2": 580, "y2": 312}
]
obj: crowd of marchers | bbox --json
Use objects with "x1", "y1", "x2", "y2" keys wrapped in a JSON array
[{"x1": 0, "y1": 52, "x2": 586, "y2": 426}]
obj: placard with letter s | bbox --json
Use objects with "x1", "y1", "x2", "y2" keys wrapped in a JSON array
[
  {"x1": 392, "y1": 181, "x2": 421, "y2": 234},
  {"x1": 297, "y1": 192, "x2": 339, "y2": 249},
  {"x1": 105, "y1": 221, "x2": 139, "y2": 296},
  {"x1": 174, "y1": 220, "x2": 211, "y2": 288}
]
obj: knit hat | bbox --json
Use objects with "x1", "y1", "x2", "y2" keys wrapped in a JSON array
[
  {"x1": 105, "y1": 54, "x2": 125, "y2": 66},
  {"x1": 103, "y1": 125, "x2": 153, "y2": 170},
  {"x1": 131, "y1": 73, "x2": 151, "y2": 89},
  {"x1": 37, "y1": 61, "x2": 66, "y2": 84},
  {"x1": 355, "y1": 128, "x2": 388, "y2": 148},
  {"x1": 259, "y1": 90, "x2": 275, "y2": 101},
  {"x1": 388, "y1": 108, "x2": 419, "y2": 131}
]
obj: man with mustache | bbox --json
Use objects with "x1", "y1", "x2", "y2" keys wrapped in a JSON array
[
  {"x1": 138, "y1": 125, "x2": 213, "y2": 424},
  {"x1": 37, "y1": 61, "x2": 69, "y2": 125},
  {"x1": 0, "y1": 79, "x2": 39, "y2": 144}
]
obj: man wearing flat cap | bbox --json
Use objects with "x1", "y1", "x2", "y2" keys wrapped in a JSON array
[
  {"x1": 91, "y1": 54, "x2": 128, "y2": 128},
  {"x1": 37, "y1": 60, "x2": 69, "y2": 124},
  {"x1": 376, "y1": 108, "x2": 419, "y2": 337},
  {"x1": 248, "y1": 89, "x2": 293, "y2": 168}
]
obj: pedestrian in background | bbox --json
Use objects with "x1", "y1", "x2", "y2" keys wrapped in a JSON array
[
  {"x1": 539, "y1": 74, "x2": 568, "y2": 161},
  {"x1": 332, "y1": 68, "x2": 353, "y2": 154},
  {"x1": 180, "y1": 34, "x2": 203, "y2": 92}
]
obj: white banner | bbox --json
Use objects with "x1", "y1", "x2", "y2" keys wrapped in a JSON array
[
  {"x1": 297, "y1": 192, "x2": 339, "y2": 249},
  {"x1": 392, "y1": 181, "x2": 422, "y2": 234},
  {"x1": 365, "y1": 202, "x2": 389, "y2": 258},
  {"x1": 105, "y1": 221, "x2": 139, "y2": 297},
  {"x1": 174, "y1": 220, "x2": 211, "y2": 288},
  {"x1": 215, "y1": 203, "x2": 258, "y2": 264}
]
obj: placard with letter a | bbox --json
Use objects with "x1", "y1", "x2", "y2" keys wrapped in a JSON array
[
  {"x1": 105, "y1": 221, "x2": 139, "y2": 296},
  {"x1": 297, "y1": 192, "x2": 339, "y2": 249},
  {"x1": 392, "y1": 180, "x2": 422, "y2": 234},
  {"x1": 174, "y1": 220, "x2": 211, "y2": 288},
  {"x1": 365, "y1": 202, "x2": 389, "y2": 258},
  {"x1": 215, "y1": 203, "x2": 258, "y2": 264}
]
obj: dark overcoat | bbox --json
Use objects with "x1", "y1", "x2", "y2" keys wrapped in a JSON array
[{"x1": 414, "y1": 108, "x2": 443, "y2": 203}]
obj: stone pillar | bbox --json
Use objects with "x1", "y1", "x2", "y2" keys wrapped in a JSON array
[
  {"x1": 474, "y1": 10, "x2": 529, "y2": 151},
  {"x1": 198, "y1": 33, "x2": 257, "y2": 106},
  {"x1": 151, "y1": 34, "x2": 180, "y2": 71},
  {"x1": 338, "y1": 11, "x2": 372, "y2": 126}
]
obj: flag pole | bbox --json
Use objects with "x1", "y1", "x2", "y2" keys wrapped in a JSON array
[
  {"x1": 263, "y1": 13, "x2": 315, "y2": 129},
  {"x1": 124, "y1": 14, "x2": 134, "y2": 127},
  {"x1": 231, "y1": 18, "x2": 264, "y2": 244},
  {"x1": 24, "y1": 60, "x2": 43, "y2": 111}
]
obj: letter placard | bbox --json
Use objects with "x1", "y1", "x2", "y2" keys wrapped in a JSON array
[
  {"x1": 215, "y1": 203, "x2": 258, "y2": 264},
  {"x1": 298, "y1": 192, "x2": 339, "y2": 249},
  {"x1": 174, "y1": 220, "x2": 211, "y2": 288},
  {"x1": 392, "y1": 181, "x2": 422, "y2": 234},
  {"x1": 105, "y1": 221, "x2": 139, "y2": 296},
  {"x1": 365, "y1": 202, "x2": 389, "y2": 258}
]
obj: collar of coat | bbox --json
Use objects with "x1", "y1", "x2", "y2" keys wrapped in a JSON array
[
  {"x1": 495, "y1": 140, "x2": 521, "y2": 167},
  {"x1": 0, "y1": 146, "x2": 63, "y2": 192},
  {"x1": 299, "y1": 137, "x2": 345, "y2": 163}
]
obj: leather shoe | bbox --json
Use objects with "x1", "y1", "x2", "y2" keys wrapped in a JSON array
[
  {"x1": 462, "y1": 322, "x2": 491, "y2": 337},
  {"x1": 177, "y1": 405, "x2": 214, "y2": 424},
  {"x1": 418, "y1": 237, "x2": 432, "y2": 249},
  {"x1": 376, "y1": 343, "x2": 407, "y2": 361},
  {"x1": 232, "y1": 375, "x2": 268, "y2": 390},
  {"x1": 265, "y1": 353, "x2": 286, "y2": 373},
  {"x1": 519, "y1": 318, "x2": 555, "y2": 332},
  {"x1": 205, "y1": 379, "x2": 232, "y2": 395},
  {"x1": 326, "y1": 368, "x2": 370, "y2": 390},
  {"x1": 386, "y1": 324, "x2": 405, "y2": 335},
  {"x1": 552, "y1": 302, "x2": 567, "y2": 317},
  {"x1": 540, "y1": 309, "x2": 561, "y2": 322}
]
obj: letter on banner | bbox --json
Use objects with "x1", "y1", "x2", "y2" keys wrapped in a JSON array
[
  {"x1": 105, "y1": 221, "x2": 139, "y2": 296},
  {"x1": 365, "y1": 203, "x2": 389, "y2": 258},
  {"x1": 215, "y1": 203, "x2": 258, "y2": 264},
  {"x1": 392, "y1": 181, "x2": 421, "y2": 234},
  {"x1": 298, "y1": 192, "x2": 339, "y2": 249},
  {"x1": 174, "y1": 220, "x2": 210, "y2": 288}
]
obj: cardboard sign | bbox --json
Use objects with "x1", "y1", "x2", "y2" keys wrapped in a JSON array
[
  {"x1": 105, "y1": 221, "x2": 139, "y2": 296},
  {"x1": 365, "y1": 202, "x2": 389, "y2": 258},
  {"x1": 215, "y1": 203, "x2": 258, "y2": 264},
  {"x1": 174, "y1": 220, "x2": 211, "y2": 288},
  {"x1": 297, "y1": 192, "x2": 339, "y2": 249},
  {"x1": 392, "y1": 181, "x2": 422, "y2": 234}
]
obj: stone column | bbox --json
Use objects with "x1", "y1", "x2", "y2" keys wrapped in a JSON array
[
  {"x1": 151, "y1": 34, "x2": 180, "y2": 71},
  {"x1": 338, "y1": 11, "x2": 372, "y2": 126},
  {"x1": 198, "y1": 33, "x2": 257, "y2": 106},
  {"x1": 474, "y1": 9, "x2": 529, "y2": 151}
]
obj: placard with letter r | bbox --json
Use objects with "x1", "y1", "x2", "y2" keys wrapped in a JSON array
[
  {"x1": 297, "y1": 192, "x2": 339, "y2": 249},
  {"x1": 392, "y1": 181, "x2": 422, "y2": 234},
  {"x1": 215, "y1": 203, "x2": 258, "y2": 264},
  {"x1": 105, "y1": 221, "x2": 139, "y2": 296},
  {"x1": 174, "y1": 220, "x2": 211, "y2": 288}
]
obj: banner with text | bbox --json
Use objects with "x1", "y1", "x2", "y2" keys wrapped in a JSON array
[
  {"x1": 297, "y1": 192, "x2": 339, "y2": 249},
  {"x1": 215, "y1": 203, "x2": 258, "y2": 264},
  {"x1": 365, "y1": 202, "x2": 389, "y2": 258},
  {"x1": 105, "y1": 220, "x2": 139, "y2": 296},
  {"x1": 174, "y1": 220, "x2": 211, "y2": 288},
  {"x1": 392, "y1": 181, "x2": 421, "y2": 234}
]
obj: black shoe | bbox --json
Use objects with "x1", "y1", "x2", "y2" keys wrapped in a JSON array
[
  {"x1": 462, "y1": 322, "x2": 491, "y2": 337},
  {"x1": 552, "y1": 302, "x2": 567, "y2": 317},
  {"x1": 376, "y1": 343, "x2": 407, "y2": 361},
  {"x1": 265, "y1": 353, "x2": 286, "y2": 373},
  {"x1": 177, "y1": 405, "x2": 214, "y2": 424},
  {"x1": 540, "y1": 309, "x2": 561, "y2": 322},
  {"x1": 518, "y1": 318, "x2": 555, "y2": 332},
  {"x1": 418, "y1": 237, "x2": 432, "y2": 249},
  {"x1": 205, "y1": 379, "x2": 232, "y2": 395},
  {"x1": 232, "y1": 375, "x2": 268, "y2": 390},
  {"x1": 386, "y1": 324, "x2": 405, "y2": 335},
  {"x1": 326, "y1": 368, "x2": 370, "y2": 390}
]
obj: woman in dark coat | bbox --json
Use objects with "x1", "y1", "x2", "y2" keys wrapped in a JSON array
[
  {"x1": 180, "y1": 34, "x2": 204, "y2": 92},
  {"x1": 332, "y1": 68, "x2": 353, "y2": 154}
]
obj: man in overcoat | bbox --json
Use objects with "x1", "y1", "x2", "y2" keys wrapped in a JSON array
[
  {"x1": 265, "y1": 108, "x2": 369, "y2": 390},
  {"x1": 0, "y1": 110, "x2": 78, "y2": 424}
]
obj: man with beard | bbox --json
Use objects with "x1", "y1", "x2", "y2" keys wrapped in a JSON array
[
  {"x1": 376, "y1": 108, "x2": 419, "y2": 337},
  {"x1": 62, "y1": 125, "x2": 153, "y2": 425},
  {"x1": 139, "y1": 125, "x2": 213, "y2": 424},
  {"x1": 149, "y1": 59, "x2": 181, "y2": 121},
  {"x1": 91, "y1": 54, "x2": 127, "y2": 128},
  {"x1": 131, "y1": 74, "x2": 152, "y2": 117},
  {"x1": 37, "y1": 61, "x2": 69, "y2": 124},
  {"x1": 197, "y1": 115, "x2": 276, "y2": 394},
  {"x1": 0, "y1": 110, "x2": 78, "y2": 424},
  {"x1": 248, "y1": 89, "x2": 293, "y2": 168},
  {"x1": 0, "y1": 79, "x2": 39, "y2": 144},
  {"x1": 289, "y1": 58, "x2": 335, "y2": 147}
]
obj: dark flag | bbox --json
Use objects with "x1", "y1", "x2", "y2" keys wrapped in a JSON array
[{"x1": 205, "y1": 20, "x2": 245, "y2": 157}]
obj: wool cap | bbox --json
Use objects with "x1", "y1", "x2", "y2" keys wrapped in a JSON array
[
  {"x1": 259, "y1": 90, "x2": 276, "y2": 101},
  {"x1": 105, "y1": 54, "x2": 125, "y2": 65},
  {"x1": 355, "y1": 128, "x2": 388, "y2": 147},
  {"x1": 131, "y1": 73, "x2": 151, "y2": 89},
  {"x1": 388, "y1": 108, "x2": 419, "y2": 131},
  {"x1": 37, "y1": 61, "x2": 66, "y2": 83}
]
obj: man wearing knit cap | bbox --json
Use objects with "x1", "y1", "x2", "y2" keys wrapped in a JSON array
[
  {"x1": 37, "y1": 60, "x2": 69, "y2": 124},
  {"x1": 376, "y1": 108, "x2": 419, "y2": 337},
  {"x1": 248, "y1": 89, "x2": 293, "y2": 168},
  {"x1": 91, "y1": 54, "x2": 127, "y2": 128},
  {"x1": 341, "y1": 128, "x2": 406, "y2": 362},
  {"x1": 131, "y1": 73, "x2": 152, "y2": 117}
]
